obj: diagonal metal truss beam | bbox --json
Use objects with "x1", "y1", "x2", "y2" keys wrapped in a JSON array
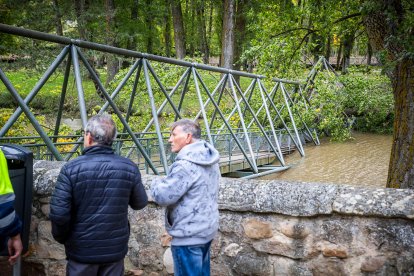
[
  {"x1": 229, "y1": 75, "x2": 285, "y2": 166},
  {"x1": 76, "y1": 47, "x2": 159, "y2": 174},
  {"x1": 258, "y1": 81, "x2": 306, "y2": 156},
  {"x1": 280, "y1": 82, "x2": 320, "y2": 146},
  {"x1": 142, "y1": 59, "x2": 169, "y2": 173},
  {"x1": 53, "y1": 53, "x2": 72, "y2": 143},
  {"x1": 193, "y1": 70, "x2": 259, "y2": 172},
  {"x1": 0, "y1": 45, "x2": 70, "y2": 137},
  {"x1": 192, "y1": 67, "x2": 214, "y2": 144},
  {"x1": 0, "y1": 68, "x2": 63, "y2": 160},
  {"x1": 228, "y1": 75, "x2": 258, "y2": 173},
  {"x1": 71, "y1": 45, "x2": 88, "y2": 128}
]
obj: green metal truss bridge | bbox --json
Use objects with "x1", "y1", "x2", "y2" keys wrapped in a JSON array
[{"x1": 0, "y1": 24, "x2": 338, "y2": 178}]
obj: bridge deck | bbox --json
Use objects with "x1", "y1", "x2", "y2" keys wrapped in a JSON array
[
  {"x1": 142, "y1": 145, "x2": 297, "y2": 176},
  {"x1": 219, "y1": 150, "x2": 286, "y2": 174}
]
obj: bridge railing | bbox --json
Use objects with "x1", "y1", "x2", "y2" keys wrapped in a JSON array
[
  {"x1": 0, "y1": 128, "x2": 302, "y2": 175},
  {"x1": 0, "y1": 23, "x2": 320, "y2": 178}
]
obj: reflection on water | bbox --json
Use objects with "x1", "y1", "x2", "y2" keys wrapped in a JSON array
[{"x1": 260, "y1": 132, "x2": 392, "y2": 188}]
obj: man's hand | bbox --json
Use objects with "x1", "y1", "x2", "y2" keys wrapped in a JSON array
[{"x1": 8, "y1": 234, "x2": 23, "y2": 265}]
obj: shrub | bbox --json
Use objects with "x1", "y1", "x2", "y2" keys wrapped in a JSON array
[{"x1": 340, "y1": 66, "x2": 393, "y2": 134}]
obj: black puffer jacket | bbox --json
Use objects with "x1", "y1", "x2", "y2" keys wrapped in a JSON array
[{"x1": 49, "y1": 146, "x2": 148, "y2": 264}]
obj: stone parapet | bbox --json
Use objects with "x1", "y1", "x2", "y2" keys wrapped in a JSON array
[{"x1": 1, "y1": 160, "x2": 413, "y2": 275}]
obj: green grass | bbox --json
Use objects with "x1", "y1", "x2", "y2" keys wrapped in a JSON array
[{"x1": 0, "y1": 68, "x2": 107, "y2": 114}]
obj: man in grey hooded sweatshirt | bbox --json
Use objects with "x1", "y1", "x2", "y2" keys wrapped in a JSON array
[{"x1": 150, "y1": 119, "x2": 220, "y2": 276}]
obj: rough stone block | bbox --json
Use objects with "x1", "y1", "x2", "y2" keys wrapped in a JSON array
[
  {"x1": 163, "y1": 247, "x2": 174, "y2": 274},
  {"x1": 310, "y1": 257, "x2": 347, "y2": 275},
  {"x1": 319, "y1": 219, "x2": 355, "y2": 244},
  {"x1": 317, "y1": 242, "x2": 348, "y2": 258},
  {"x1": 243, "y1": 218, "x2": 273, "y2": 239},
  {"x1": 253, "y1": 233, "x2": 310, "y2": 260},
  {"x1": 224, "y1": 243, "x2": 243, "y2": 257},
  {"x1": 35, "y1": 221, "x2": 65, "y2": 260},
  {"x1": 360, "y1": 256, "x2": 386, "y2": 272},
  {"x1": 33, "y1": 160, "x2": 64, "y2": 195},
  {"x1": 333, "y1": 186, "x2": 414, "y2": 219},
  {"x1": 253, "y1": 181, "x2": 337, "y2": 216},
  {"x1": 366, "y1": 220, "x2": 414, "y2": 252},
  {"x1": 278, "y1": 219, "x2": 310, "y2": 239},
  {"x1": 40, "y1": 203, "x2": 50, "y2": 217},
  {"x1": 232, "y1": 251, "x2": 272, "y2": 276},
  {"x1": 219, "y1": 179, "x2": 258, "y2": 211}
]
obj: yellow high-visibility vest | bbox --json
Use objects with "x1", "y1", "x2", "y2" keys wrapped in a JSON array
[{"x1": 0, "y1": 148, "x2": 14, "y2": 195}]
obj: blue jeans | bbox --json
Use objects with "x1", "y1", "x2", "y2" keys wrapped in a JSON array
[{"x1": 171, "y1": 241, "x2": 212, "y2": 276}]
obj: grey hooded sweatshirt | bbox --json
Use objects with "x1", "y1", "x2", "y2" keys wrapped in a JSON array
[{"x1": 150, "y1": 140, "x2": 220, "y2": 246}]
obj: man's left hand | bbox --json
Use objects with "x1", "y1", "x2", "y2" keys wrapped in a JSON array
[{"x1": 8, "y1": 234, "x2": 23, "y2": 265}]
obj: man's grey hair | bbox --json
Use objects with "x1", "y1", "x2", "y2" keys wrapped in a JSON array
[
  {"x1": 85, "y1": 114, "x2": 117, "y2": 146},
  {"x1": 170, "y1": 119, "x2": 201, "y2": 139}
]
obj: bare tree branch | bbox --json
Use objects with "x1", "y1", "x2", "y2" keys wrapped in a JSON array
[
  {"x1": 270, "y1": 27, "x2": 315, "y2": 39},
  {"x1": 288, "y1": 30, "x2": 317, "y2": 65},
  {"x1": 270, "y1": 13, "x2": 362, "y2": 39},
  {"x1": 333, "y1": 12, "x2": 362, "y2": 24}
]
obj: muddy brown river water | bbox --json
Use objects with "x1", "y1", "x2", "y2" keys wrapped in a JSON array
[{"x1": 259, "y1": 132, "x2": 393, "y2": 188}]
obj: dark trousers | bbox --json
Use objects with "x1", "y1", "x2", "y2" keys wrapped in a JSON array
[
  {"x1": 66, "y1": 259, "x2": 124, "y2": 276},
  {"x1": 171, "y1": 241, "x2": 212, "y2": 276}
]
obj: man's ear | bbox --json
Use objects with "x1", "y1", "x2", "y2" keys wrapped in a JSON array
[
  {"x1": 85, "y1": 132, "x2": 94, "y2": 146},
  {"x1": 186, "y1": 133, "x2": 193, "y2": 144}
]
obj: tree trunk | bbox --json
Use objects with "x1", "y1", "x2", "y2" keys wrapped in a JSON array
[
  {"x1": 188, "y1": 1, "x2": 196, "y2": 56},
  {"x1": 363, "y1": 0, "x2": 414, "y2": 189},
  {"x1": 127, "y1": 0, "x2": 139, "y2": 51},
  {"x1": 341, "y1": 32, "x2": 354, "y2": 73},
  {"x1": 367, "y1": 41, "x2": 372, "y2": 65},
  {"x1": 197, "y1": 0, "x2": 209, "y2": 63},
  {"x1": 233, "y1": 0, "x2": 247, "y2": 83},
  {"x1": 105, "y1": 0, "x2": 119, "y2": 86},
  {"x1": 52, "y1": 0, "x2": 63, "y2": 36},
  {"x1": 164, "y1": 0, "x2": 172, "y2": 57},
  {"x1": 387, "y1": 58, "x2": 414, "y2": 189},
  {"x1": 171, "y1": 0, "x2": 186, "y2": 59},
  {"x1": 336, "y1": 42, "x2": 342, "y2": 69},
  {"x1": 74, "y1": 0, "x2": 103, "y2": 94},
  {"x1": 74, "y1": 0, "x2": 87, "y2": 40},
  {"x1": 325, "y1": 33, "x2": 331, "y2": 61},
  {"x1": 145, "y1": 0, "x2": 154, "y2": 53},
  {"x1": 207, "y1": 1, "x2": 213, "y2": 47},
  {"x1": 220, "y1": 0, "x2": 235, "y2": 69}
]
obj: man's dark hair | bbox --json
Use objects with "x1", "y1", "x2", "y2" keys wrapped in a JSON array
[
  {"x1": 170, "y1": 119, "x2": 201, "y2": 139},
  {"x1": 85, "y1": 114, "x2": 117, "y2": 146}
]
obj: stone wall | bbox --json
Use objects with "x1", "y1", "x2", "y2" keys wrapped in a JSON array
[{"x1": 1, "y1": 160, "x2": 414, "y2": 275}]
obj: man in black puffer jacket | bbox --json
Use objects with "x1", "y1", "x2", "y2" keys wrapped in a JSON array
[{"x1": 50, "y1": 114, "x2": 148, "y2": 276}]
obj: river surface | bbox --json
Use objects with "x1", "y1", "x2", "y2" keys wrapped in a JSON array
[{"x1": 259, "y1": 132, "x2": 393, "y2": 188}]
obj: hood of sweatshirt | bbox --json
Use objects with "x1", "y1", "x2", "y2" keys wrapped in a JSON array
[{"x1": 175, "y1": 140, "x2": 220, "y2": 166}]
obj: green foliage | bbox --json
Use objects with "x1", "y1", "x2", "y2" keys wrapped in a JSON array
[
  {"x1": 0, "y1": 68, "x2": 102, "y2": 114},
  {"x1": 298, "y1": 65, "x2": 393, "y2": 141},
  {"x1": 241, "y1": 0, "x2": 366, "y2": 79},
  {"x1": 0, "y1": 108, "x2": 33, "y2": 139},
  {"x1": 340, "y1": 66, "x2": 393, "y2": 133},
  {"x1": 302, "y1": 72, "x2": 352, "y2": 141},
  {"x1": 0, "y1": 0, "x2": 398, "y2": 142},
  {"x1": 0, "y1": 108, "x2": 79, "y2": 158},
  {"x1": 0, "y1": 62, "x2": 394, "y2": 142},
  {"x1": 0, "y1": 107, "x2": 70, "y2": 137}
]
